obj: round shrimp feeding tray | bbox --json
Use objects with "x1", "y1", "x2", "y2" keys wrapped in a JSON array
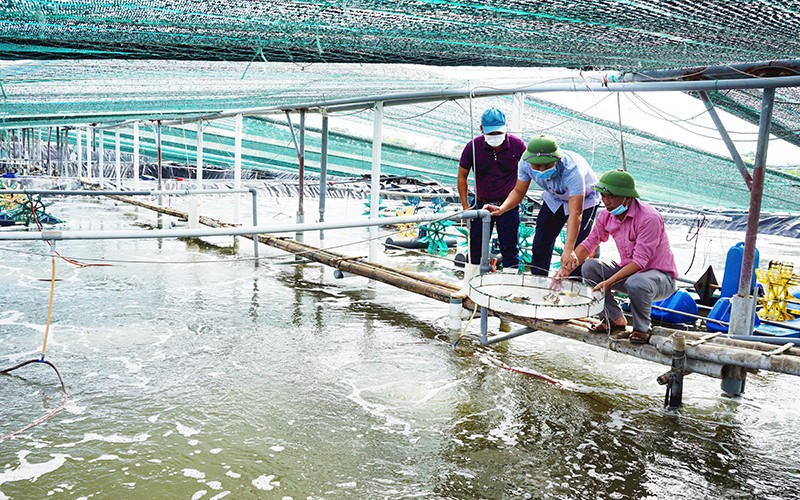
[{"x1": 468, "y1": 273, "x2": 603, "y2": 320}]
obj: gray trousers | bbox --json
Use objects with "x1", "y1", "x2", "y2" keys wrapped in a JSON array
[{"x1": 581, "y1": 259, "x2": 677, "y2": 332}]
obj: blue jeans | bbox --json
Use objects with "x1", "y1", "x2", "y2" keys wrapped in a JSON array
[
  {"x1": 468, "y1": 205, "x2": 519, "y2": 268},
  {"x1": 530, "y1": 203, "x2": 598, "y2": 276}
]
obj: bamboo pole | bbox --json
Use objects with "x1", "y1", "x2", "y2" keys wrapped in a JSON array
[{"x1": 94, "y1": 188, "x2": 800, "y2": 379}]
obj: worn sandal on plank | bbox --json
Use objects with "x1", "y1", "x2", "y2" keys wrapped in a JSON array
[
  {"x1": 629, "y1": 330, "x2": 652, "y2": 344},
  {"x1": 587, "y1": 320, "x2": 627, "y2": 334}
]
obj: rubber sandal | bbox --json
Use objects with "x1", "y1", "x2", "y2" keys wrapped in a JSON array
[
  {"x1": 629, "y1": 330, "x2": 652, "y2": 344},
  {"x1": 587, "y1": 320, "x2": 627, "y2": 334}
]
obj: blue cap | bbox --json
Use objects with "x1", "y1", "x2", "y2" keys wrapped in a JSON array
[{"x1": 481, "y1": 108, "x2": 507, "y2": 134}]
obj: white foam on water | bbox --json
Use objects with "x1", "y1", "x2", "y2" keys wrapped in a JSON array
[
  {"x1": 269, "y1": 445, "x2": 284, "y2": 452},
  {"x1": 252, "y1": 474, "x2": 280, "y2": 491},
  {"x1": 225, "y1": 471, "x2": 241, "y2": 479},
  {"x1": 76, "y1": 432, "x2": 150, "y2": 445},
  {"x1": 88, "y1": 454, "x2": 119, "y2": 462},
  {"x1": 0, "y1": 310, "x2": 25, "y2": 324},
  {"x1": 177, "y1": 422, "x2": 200, "y2": 437},
  {"x1": 209, "y1": 448, "x2": 222, "y2": 454},
  {"x1": 183, "y1": 468, "x2": 205, "y2": 480},
  {"x1": 191, "y1": 489, "x2": 206, "y2": 499},
  {"x1": 345, "y1": 380, "x2": 413, "y2": 436},
  {"x1": 209, "y1": 492, "x2": 230, "y2": 500},
  {"x1": 148, "y1": 415, "x2": 159, "y2": 423},
  {"x1": 0, "y1": 451, "x2": 70, "y2": 487},
  {"x1": 206, "y1": 480, "x2": 222, "y2": 490}
]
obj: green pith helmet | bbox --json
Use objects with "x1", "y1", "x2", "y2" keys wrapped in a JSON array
[
  {"x1": 522, "y1": 134, "x2": 564, "y2": 165},
  {"x1": 594, "y1": 169, "x2": 640, "y2": 198}
]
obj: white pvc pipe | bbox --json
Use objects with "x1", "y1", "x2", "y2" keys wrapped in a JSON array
[
  {"x1": 98, "y1": 129, "x2": 105, "y2": 185},
  {"x1": 0, "y1": 210, "x2": 489, "y2": 242},
  {"x1": 76, "y1": 128, "x2": 83, "y2": 177},
  {"x1": 133, "y1": 123, "x2": 140, "y2": 190},
  {"x1": 510, "y1": 92, "x2": 525, "y2": 136},
  {"x1": 234, "y1": 113, "x2": 242, "y2": 225},
  {"x1": 85, "y1": 128, "x2": 92, "y2": 178},
  {"x1": 115, "y1": 130, "x2": 121, "y2": 188},
  {"x1": 370, "y1": 101, "x2": 383, "y2": 262},
  {"x1": 196, "y1": 120, "x2": 204, "y2": 190}
]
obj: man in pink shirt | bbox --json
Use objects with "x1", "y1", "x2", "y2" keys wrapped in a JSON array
[{"x1": 557, "y1": 170, "x2": 677, "y2": 344}]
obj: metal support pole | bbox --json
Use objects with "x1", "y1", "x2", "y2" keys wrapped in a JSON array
[
  {"x1": 234, "y1": 114, "x2": 242, "y2": 225},
  {"x1": 133, "y1": 123, "x2": 140, "y2": 190},
  {"x1": 369, "y1": 101, "x2": 383, "y2": 262},
  {"x1": 196, "y1": 120, "x2": 204, "y2": 190},
  {"x1": 510, "y1": 92, "x2": 525, "y2": 137},
  {"x1": 86, "y1": 127, "x2": 93, "y2": 178},
  {"x1": 98, "y1": 129, "x2": 105, "y2": 186},
  {"x1": 156, "y1": 121, "x2": 163, "y2": 205},
  {"x1": 319, "y1": 113, "x2": 329, "y2": 245},
  {"x1": 45, "y1": 127, "x2": 51, "y2": 176},
  {"x1": 658, "y1": 333, "x2": 686, "y2": 408},
  {"x1": 115, "y1": 130, "x2": 121, "y2": 188},
  {"x1": 249, "y1": 187, "x2": 259, "y2": 263},
  {"x1": 298, "y1": 110, "x2": 306, "y2": 243},
  {"x1": 699, "y1": 91, "x2": 752, "y2": 189},
  {"x1": 729, "y1": 88, "x2": 774, "y2": 337},
  {"x1": 36, "y1": 128, "x2": 42, "y2": 169},
  {"x1": 476, "y1": 211, "x2": 495, "y2": 346},
  {"x1": 54, "y1": 127, "x2": 64, "y2": 177},
  {"x1": 720, "y1": 365, "x2": 747, "y2": 397},
  {"x1": 76, "y1": 128, "x2": 83, "y2": 177}
]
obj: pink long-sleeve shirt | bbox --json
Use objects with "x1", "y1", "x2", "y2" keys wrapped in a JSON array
[{"x1": 579, "y1": 198, "x2": 678, "y2": 278}]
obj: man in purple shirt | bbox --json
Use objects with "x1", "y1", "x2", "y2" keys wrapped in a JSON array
[
  {"x1": 454, "y1": 108, "x2": 527, "y2": 296},
  {"x1": 557, "y1": 170, "x2": 678, "y2": 344}
]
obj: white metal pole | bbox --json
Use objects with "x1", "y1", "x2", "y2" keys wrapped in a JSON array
[
  {"x1": 86, "y1": 127, "x2": 93, "y2": 178},
  {"x1": 510, "y1": 92, "x2": 525, "y2": 136},
  {"x1": 98, "y1": 129, "x2": 105, "y2": 186},
  {"x1": 76, "y1": 128, "x2": 83, "y2": 177},
  {"x1": 196, "y1": 120, "x2": 204, "y2": 190},
  {"x1": 115, "y1": 129, "x2": 121, "y2": 188},
  {"x1": 234, "y1": 114, "x2": 242, "y2": 225},
  {"x1": 369, "y1": 101, "x2": 383, "y2": 262},
  {"x1": 133, "y1": 123, "x2": 140, "y2": 190},
  {"x1": 36, "y1": 128, "x2": 42, "y2": 168}
]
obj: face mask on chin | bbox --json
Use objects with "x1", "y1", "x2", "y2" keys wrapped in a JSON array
[
  {"x1": 608, "y1": 202, "x2": 628, "y2": 216},
  {"x1": 484, "y1": 133, "x2": 506, "y2": 148}
]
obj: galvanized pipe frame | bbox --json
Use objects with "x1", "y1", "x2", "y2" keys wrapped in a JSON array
[
  {"x1": 0, "y1": 187, "x2": 262, "y2": 258},
  {"x1": 0, "y1": 209, "x2": 491, "y2": 244}
]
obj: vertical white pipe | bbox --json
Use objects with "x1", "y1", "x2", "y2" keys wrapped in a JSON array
[
  {"x1": 133, "y1": 123, "x2": 140, "y2": 190},
  {"x1": 86, "y1": 127, "x2": 93, "y2": 178},
  {"x1": 510, "y1": 92, "x2": 525, "y2": 136},
  {"x1": 369, "y1": 101, "x2": 383, "y2": 262},
  {"x1": 98, "y1": 129, "x2": 105, "y2": 186},
  {"x1": 115, "y1": 130, "x2": 121, "y2": 188},
  {"x1": 36, "y1": 128, "x2": 42, "y2": 168},
  {"x1": 72, "y1": 128, "x2": 78, "y2": 179},
  {"x1": 234, "y1": 114, "x2": 242, "y2": 224},
  {"x1": 196, "y1": 120, "x2": 204, "y2": 190}
]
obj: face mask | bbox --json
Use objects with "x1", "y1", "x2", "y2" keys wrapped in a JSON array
[
  {"x1": 484, "y1": 133, "x2": 506, "y2": 148},
  {"x1": 532, "y1": 166, "x2": 556, "y2": 181},
  {"x1": 608, "y1": 202, "x2": 628, "y2": 216}
]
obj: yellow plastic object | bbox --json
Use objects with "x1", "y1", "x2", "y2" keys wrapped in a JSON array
[{"x1": 756, "y1": 262, "x2": 800, "y2": 321}]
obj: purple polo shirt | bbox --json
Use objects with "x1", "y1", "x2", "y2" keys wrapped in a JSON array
[
  {"x1": 579, "y1": 198, "x2": 678, "y2": 278},
  {"x1": 459, "y1": 134, "x2": 527, "y2": 202}
]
